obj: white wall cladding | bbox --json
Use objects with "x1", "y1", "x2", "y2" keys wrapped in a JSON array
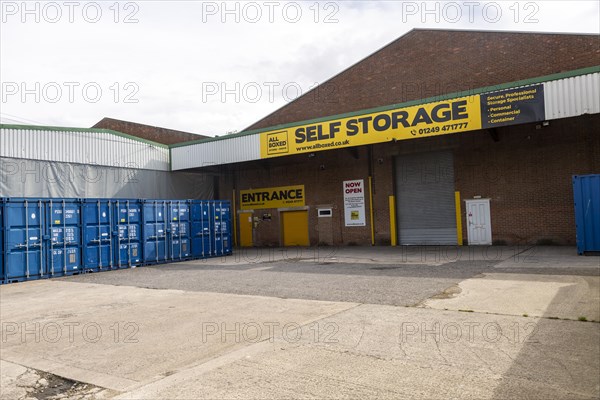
[
  {"x1": 171, "y1": 134, "x2": 260, "y2": 171},
  {"x1": 544, "y1": 73, "x2": 600, "y2": 121},
  {"x1": 0, "y1": 128, "x2": 170, "y2": 171}
]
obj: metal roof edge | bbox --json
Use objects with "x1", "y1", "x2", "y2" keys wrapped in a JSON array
[
  {"x1": 0, "y1": 124, "x2": 170, "y2": 149},
  {"x1": 170, "y1": 65, "x2": 600, "y2": 149}
]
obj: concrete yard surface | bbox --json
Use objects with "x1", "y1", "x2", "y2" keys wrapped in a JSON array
[
  {"x1": 424, "y1": 273, "x2": 600, "y2": 320},
  {"x1": 1, "y1": 246, "x2": 599, "y2": 399},
  {"x1": 0, "y1": 280, "x2": 355, "y2": 392},
  {"x1": 116, "y1": 306, "x2": 600, "y2": 400}
]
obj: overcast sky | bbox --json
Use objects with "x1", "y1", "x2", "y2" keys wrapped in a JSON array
[{"x1": 1, "y1": 1, "x2": 598, "y2": 137}]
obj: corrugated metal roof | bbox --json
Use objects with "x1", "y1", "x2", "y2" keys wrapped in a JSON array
[
  {"x1": 0, "y1": 127, "x2": 169, "y2": 171},
  {"x1": 544, "y1": 73, "x2": 600, "y2": 120}
]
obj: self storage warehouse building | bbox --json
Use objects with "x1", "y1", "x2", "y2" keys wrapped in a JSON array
[
  {"x1": 2, "y1": 29, "x2": 600, "y2": 248},
  {"x1": 170, "y1": 30, "x2": 600, "y2": 248}
]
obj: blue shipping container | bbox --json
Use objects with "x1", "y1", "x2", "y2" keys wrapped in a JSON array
[
  {"x1": 0, "y1": 199, "x2": 4, "y2": 283},
  {"x1": 573, "y1": 174, "x2": 600, "y2": 255},
  {"x1": 113, "y1": 199, "x2": 142, "y2": 268},
  {"x1": 190, "y1": 200, "x2": 212, "y2": 258},
  {"x1": 82, "y1": 199, "x2": 114, "y2": 272},
  {"x1": 45, "y1": 199, "x2": 82, "y2": 277},
  {"x1": 1, "y1": 197, "x2": 232, "y2": 284}
]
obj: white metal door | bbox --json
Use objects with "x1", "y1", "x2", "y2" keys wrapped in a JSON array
[{"x1": 465, "y1": 199, "x2": 492, "y2": 245}]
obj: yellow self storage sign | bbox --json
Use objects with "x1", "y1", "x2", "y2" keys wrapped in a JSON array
[
  {"x1": 260, "y1": 95, "x2": 482, "y2": 158},
  {"x1": 240, "y1": 185, "x2": 305, "y2": 210}
]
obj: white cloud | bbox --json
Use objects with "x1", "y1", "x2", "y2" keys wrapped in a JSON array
[{"x1": 1, "y1": 1, "x2": 598, "y2": 136}]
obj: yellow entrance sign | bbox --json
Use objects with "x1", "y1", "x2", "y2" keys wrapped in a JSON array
[
  {"x1": 260, "y1": 95, "x2": 482, "y2": 158},
  {"x1": 240, "y1": 185, "x2": 305, "y2": 210}
]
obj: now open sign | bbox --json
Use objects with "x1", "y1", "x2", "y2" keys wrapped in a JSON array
[{"x1": 343, "y1": 179, "x2": 366, "y2": 227}]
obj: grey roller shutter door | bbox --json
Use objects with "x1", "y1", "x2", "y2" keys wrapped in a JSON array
[{"x1": 395, "y1": 151, "x2": 457, "y2": 245}]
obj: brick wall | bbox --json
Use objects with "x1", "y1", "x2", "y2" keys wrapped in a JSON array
[
  {"x1": 93, "y1": 118, "x2": 207, "y2": 145},
  {"x1": 219, "y1": 114, "x2": 598, "y2": 247},
  {"x1": 454, "y1": 114, "x2": 599, "y2": 245},
  {"x1": 247, "y1": 30, "x2": 600, "y2": 131}
]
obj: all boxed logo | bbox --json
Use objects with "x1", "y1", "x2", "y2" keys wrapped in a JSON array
[{"x1": 266, "y1": 131, "x2": 289, "y2": 155}]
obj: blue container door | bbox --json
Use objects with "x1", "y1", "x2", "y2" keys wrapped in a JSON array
[
  {"x1": 4, "y1": 200, "x2": 45, "y2": 281},
  {"x1": 190, "y1": 201, "x2": 211, "y2": 258},
  {"x1": 46, "y1": 200, "x2": 82, "y2": 277},
  {"x1": 113, "y1": 200, "x2": 142, "y2": 268},
  {"x1": 213, "y1": 201, "x2": 232, "y2": 256},
  {"x1": 82, "y1": 200, "x2": 113, "y2": 271},
  {"x1": 168, "y1": 201, "x2": 191, "y2": 261},
  {"x1": 142, "y1": 201, "x2": 168, "y2": 264},
  {"x1": 573, "y1": 175, "x2": 600, "y2": 254},
  {"x1": 0, "y1": 200, "x2": 4, "y2": 283}
]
